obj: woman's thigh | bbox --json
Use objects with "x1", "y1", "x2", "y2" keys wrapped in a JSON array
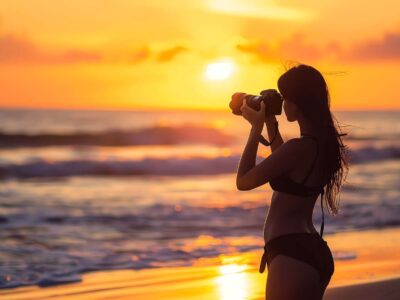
[{"x1": 266, "y1": 254, "x2": 322, "y2": 300}]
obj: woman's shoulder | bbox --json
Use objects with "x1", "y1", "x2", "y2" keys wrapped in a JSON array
[
  {"x1": 283, "y1": 137, "x2": 310, "y2": 148},
  {"x1": 282, "y1": 137, "x2": 317, "y2": 155}
]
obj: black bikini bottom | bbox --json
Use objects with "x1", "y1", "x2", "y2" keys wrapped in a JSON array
[{"x1": 259, "y1": 232, "x2": 334, "y2": 286}]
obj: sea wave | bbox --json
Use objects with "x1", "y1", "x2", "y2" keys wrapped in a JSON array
[
  {"x1": 0, "y1": 125, "x2": 234, "y2": 148},
  {"x1": 1, "y1": 125, "x2": 399, "y2": 149},
  {"x1": 344, "y1": 133, "x2": 400, "y2": 141},
  {"x1": 1, "y1": 200, "x2": 399, "y2": 289},
  {"x1": 348, "y1": 145, "x2": 400, "y2": 163},
  {"x1": 0, "y1": 145, "x2": 399, "y2": 179},
  {"x1": 0, "y1": 156, "x2": 238, "y2": 178}
]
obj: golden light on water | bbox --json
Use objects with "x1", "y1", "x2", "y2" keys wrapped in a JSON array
[
  {"x1": 216, "y1": 264, "x2": 250, "y2": 300},
  {"x1": 205, "y1": 60, "x2": 235, "y2": 81}
]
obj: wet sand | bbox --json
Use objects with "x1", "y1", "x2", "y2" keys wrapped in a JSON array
[{"x1": 1, "y1": 227, "x2": 400, "y2": 300}]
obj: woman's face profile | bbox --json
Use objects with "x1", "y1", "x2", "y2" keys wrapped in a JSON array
[{"x1": 283, "y1": 98, "x2": 298, "y2": 122}]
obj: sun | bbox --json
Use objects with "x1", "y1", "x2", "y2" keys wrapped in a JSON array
[{"x1": 205, "y1": 59, "x2": 235, "y2": 80}]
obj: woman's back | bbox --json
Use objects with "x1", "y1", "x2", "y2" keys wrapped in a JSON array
[{"x1": 264, "y1": 135, "x2": 328, "y2": 243}]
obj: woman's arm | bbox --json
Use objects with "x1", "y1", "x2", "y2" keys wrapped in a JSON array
[
  {"x1": 236, "y1": 100, "x2": 297, "y2": 191},
  {"x1": 236, "y1": 124, "x2": 263, "y2": 189},
  {"x1": 265, "y1": 115, "x2": 284, "y2": 152},
  {"x1": 236, "y1": 136, "x2": 302, "y2": 191}
]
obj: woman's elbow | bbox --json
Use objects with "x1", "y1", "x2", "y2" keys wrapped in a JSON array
[
  {"x1": 237, "y1": 185, "x2": 248, "y2": 191},
  {"x1": 236, "y1": 179, "x2": 250, "y2": 191},
  {"x1": 237, "y1": 177, "x2": 268, "y2": 191},
  {"x1": 236, "y1": 183, "x2": 245, "y2": 191},
  {"x1": 236, "y1": 179, "x2": 244, "y2": 191}
]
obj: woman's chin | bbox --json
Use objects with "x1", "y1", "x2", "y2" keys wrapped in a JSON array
[{"x1": 286, "y1": 116, "x2": 296, "y2": 122}]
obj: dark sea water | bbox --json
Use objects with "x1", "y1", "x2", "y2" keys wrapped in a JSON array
[{"x1": 0, "y1": 108, "x2": 399, "y2": 288}]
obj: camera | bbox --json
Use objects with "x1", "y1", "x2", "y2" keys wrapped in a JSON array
[{"x1": 229, "y1": 89, "x2": 283, "y2": 117}]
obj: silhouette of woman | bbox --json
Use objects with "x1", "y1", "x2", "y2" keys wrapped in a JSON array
[{"x1": 236, "y1": 64, "x2": 349, "y2": 299}]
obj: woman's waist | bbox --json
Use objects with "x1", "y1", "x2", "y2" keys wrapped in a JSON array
[
  {"x1": 263, "y1": 219, "x2": 318, "y2": 244},
  {"x1": 265, "y1": 231, "x2": 323, "y2": 247},
  {"x1": 264, "y1": 214, "x2": 314, "y2": 228}
]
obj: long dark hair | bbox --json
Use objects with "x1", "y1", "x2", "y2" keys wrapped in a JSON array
[{"x1": 277, "y1": 63, "x2": 349, "y2": 216}]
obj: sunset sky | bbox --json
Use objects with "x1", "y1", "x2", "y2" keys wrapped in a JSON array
[{"x1": 0, "y1": 0, "x2": 399, "y2": 111}]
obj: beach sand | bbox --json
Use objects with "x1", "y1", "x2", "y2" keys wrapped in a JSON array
[{"x1": 1, "y1": 227, "x2": 399, "y2": 300}]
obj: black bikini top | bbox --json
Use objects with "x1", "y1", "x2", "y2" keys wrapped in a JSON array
[{"x1": 269, "y1": 135, "x2": 326, "y2": 237}]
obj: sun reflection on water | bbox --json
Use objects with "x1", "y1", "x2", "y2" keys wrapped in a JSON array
[{"x1": 216, "y1": 264, "x2": 250, "y2": 300}]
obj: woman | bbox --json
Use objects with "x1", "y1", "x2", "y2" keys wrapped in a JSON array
[{"x1": 236, "y1": 64, "x2": 349, "y2": 299}]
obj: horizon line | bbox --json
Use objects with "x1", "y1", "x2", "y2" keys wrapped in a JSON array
[{"x1": 0, "y1": 105, "x2": 399, "y2": 113}]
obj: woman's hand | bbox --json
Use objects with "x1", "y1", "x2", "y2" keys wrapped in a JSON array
[{"x1": 240, "y1": 100, "x2": 266, "y2": 128}]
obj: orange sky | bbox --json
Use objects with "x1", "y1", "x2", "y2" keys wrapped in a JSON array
[{"x1": 0, "y1": 0, "x2": 399, "y2": 111}]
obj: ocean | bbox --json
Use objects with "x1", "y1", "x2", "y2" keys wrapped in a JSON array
[{"x1": 0, "y1": 108, "x2": 399, "y2": 288}]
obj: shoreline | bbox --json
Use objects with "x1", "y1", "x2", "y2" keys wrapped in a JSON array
[
  {"x1": 1, "y1": 227, "x2": 400, "y2": 299},
  {"x1": 324, "y1": 276, "x2": 400, "y2": 300}
]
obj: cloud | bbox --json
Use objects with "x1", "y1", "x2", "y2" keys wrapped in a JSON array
[
  {"x1": 339, "y1": 32, "x2": 400, "y2": 62},
  {"x1": 56, "y1": 50, "x2": 101, "y2": 63},
  {"x1": 236, "y1": 40, "x2": 276, "y2": 63},
  {"x1": 0, "y1": 32, "x2": 190, "y2": 65},
  {"x1": 131, "y1": 46, "x2": 151, "y2": 63},
  {"x1": 0, "y1": 33, "x2": 101, "y2": 64},
  {"x1": 127, "y1": 44, "x2": 189, "y2": 64},
  {"x1": 235, "y1": 32, "x2": 328, "y2": 63},
  {"x1": 235, "y1": 30, "x2": 400, "y2": 64},
  {"x1": 155, "y1": 45, "x2": 189, "y2": 62},
  {"x1": 0, "y1": 34, "x2": 39, "y2": 62},
  {"x1": 279, "y1": 32, "x2": 324, "y2": 61}
]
